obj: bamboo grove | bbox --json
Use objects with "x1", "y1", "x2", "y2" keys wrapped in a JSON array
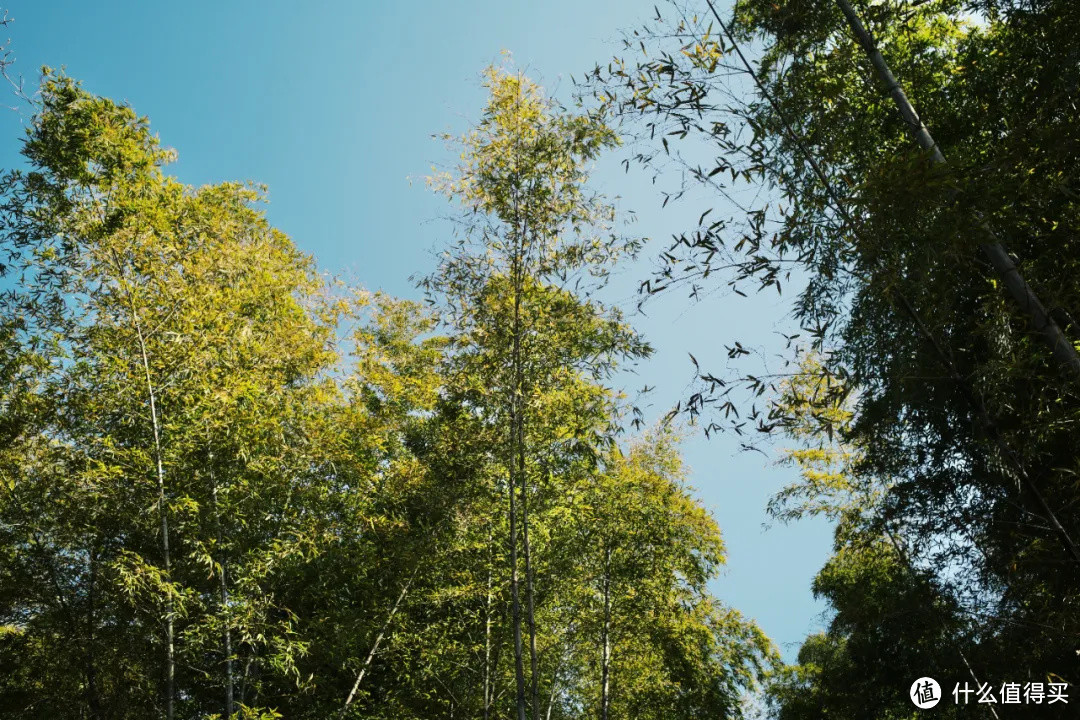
[
  {"x1": 3, "y1": 0, "x2": 1080, "y2": 717},
  {"x1": 589, "y1": 0, "x2": 1080, "y2": 718},
  {"x1": 0, "y1": 68, "x2": 773, "y2": 718}
]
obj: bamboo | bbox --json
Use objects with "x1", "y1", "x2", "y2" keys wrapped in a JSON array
[
  {"x1": 131, "y1": 293, "x2": 174, "y2": 720},
  {"x1": 599, "y1": 546, "x2": 612, "y2": 720},
  {"x1": 483, "y1": 530, "x2": 494, "y2": 720},
  {"x1": 210, "y1": 450, "x2": 234, "y2": 719},
  {"x1": 702, "y1": 0, "x2": 1080, "y2": 570},
  {"x1": 509, "y1": 183, "x2": 529, "y2": 720},
  {"x1": 834, "y1": 0, "x2": 1080, "y2": 376},
  {"x1": 109, "y1": 248, "x2": 175, "y2": 718},
  {"x1": 340, "y1": 569, "x2": 416, "y2": 715}
]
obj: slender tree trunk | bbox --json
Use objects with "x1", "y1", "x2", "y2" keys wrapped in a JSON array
[
  {"x1": 520, "y1": 412, "x2": 540, "y2": 720},
  {"x1": 85, "y1": 550, "x2": 103, "y2": 720},
  {"x1": 599, "y1": 546, "x2": 611, "y2": 720},
  {"x1": 143, "y1": 332, "x2": 174, "y2": 720},
  {"x1": 545, "y1": 665, "x2": 559, "y2": 720},
  {"x1": 238, "y1": 652, "x2": 253, "y2": 707},
  {"x1": 508, "y1": 463, "x2": 528, "y2": 720},
  {"x1": 509, "y1": 336, "x2": 528, "y2": 720},
  {"x1": 833, "y1": 0, "x2": 1080, "y2": 377},
  {"x1": 210, "y1": 451, "x2": 234, "y2": 719},
  {"x1": 542, "y1": 630, "x2": 568, "y2": 720},
  {"x1": 220, "y1": 567, "x2": 234, "y2": 718},
  {"x1": 110, "y1": 250, "x2": 175, "y2": 718},
  {"x1": 519, "y1": 156, "x2": 543, "y2": 720},
  {"x1": 133, "y1": 302, "x2": 174, "y2": 720},
  {"x1": 484, "y1": 528, "x2": 494, "y2": 720},
  {"x1": 507, "y1": 168, "x2": 529, "y2": 720},
  {"x1": 216, "y1": 552, "x2": 231, "y2": 716},
  {"x1": 340, "y1": 568, "x2": 417, "y2": 716},
  {"x1": 490, "y1": 626, "x2": 505, "y2": 718}
]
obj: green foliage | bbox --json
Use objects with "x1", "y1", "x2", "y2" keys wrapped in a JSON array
[
  {"x1": 592, "y1": 0, "x2": 1080, "y2": 716},
  {"x1": 0, "y1": 65, "x2": 773, "y2": 720},
  {"x1": 410, "y1": 62, "x2": 772, "y2": 720}
]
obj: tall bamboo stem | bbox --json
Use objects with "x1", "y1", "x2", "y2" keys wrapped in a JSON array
[{"x1": 834, "y1": 0, "x2": 1080, "y2": 376}]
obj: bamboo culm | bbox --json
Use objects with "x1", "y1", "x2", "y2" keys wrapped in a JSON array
[
  {"x1": 340, "y1": 568, "x2": 417, "y2": 715},
  {"x1": 834, "y1": 0, "x2": 1080, "y2": 377},
  {"x1": 833, "y1": 0, "x2": 1080, "y2": 566}
]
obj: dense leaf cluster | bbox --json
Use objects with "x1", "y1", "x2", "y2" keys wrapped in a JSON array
[
  {"x1": 590, "y1": 0, "x2": 1080, "y2": 716},
  {"x1": 0, "y1": 69, "x2": 773, "y2": 719}
]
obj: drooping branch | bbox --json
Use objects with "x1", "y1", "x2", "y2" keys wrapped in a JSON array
[{"x1": 698, "y1": 0, "x2": 1080, "y2": 568}]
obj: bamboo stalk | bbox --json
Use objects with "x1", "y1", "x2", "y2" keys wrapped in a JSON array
[
  {"x1": 131, "y1": 293, "x2": 174, "y2": 720},
  {"x1": 834, "y1": 0, "x2": 1080, "y2": 376},
  {"x1": 483, "y1": 529, "x2": 494, "y2": 720},
  {"x1": 340, "y1": 568, "x2": 417, "y2": 715},
  {"x1": 599, "y1": 545, "x2": 611, "y2": 720},
  {"x1": 210, "y1": 449, "x2": 234, "y2": 719},
  {"x1": 109, "y1": 248, "x2": 175, "y2": 719},
  {"x1": 509, "y1": 184, "x2": 529, "y2": 720}
]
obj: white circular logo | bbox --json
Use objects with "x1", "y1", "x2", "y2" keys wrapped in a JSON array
[{"x1": 910, "y1": 677, "x2": 941, "y2": 709}]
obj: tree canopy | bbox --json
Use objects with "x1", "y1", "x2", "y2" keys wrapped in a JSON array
[
  {"x1": 0, "y1": 64, "x2": 774, "y2": 719},
  {"x1": 3, "y1": 0, "x2": 1079, "y2": 715},
  {"x1": 590, "y1": 0, "x2": 1080, "y2": 716}
]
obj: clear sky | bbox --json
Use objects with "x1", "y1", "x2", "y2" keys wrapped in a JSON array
[{"x1": 1, "y1": 0, "x2": 833, "y2": 662}]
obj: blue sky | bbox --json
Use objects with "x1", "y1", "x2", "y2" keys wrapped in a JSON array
[{"x1": 1, "y1": 0, "x2": 833, "y2": 662}]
